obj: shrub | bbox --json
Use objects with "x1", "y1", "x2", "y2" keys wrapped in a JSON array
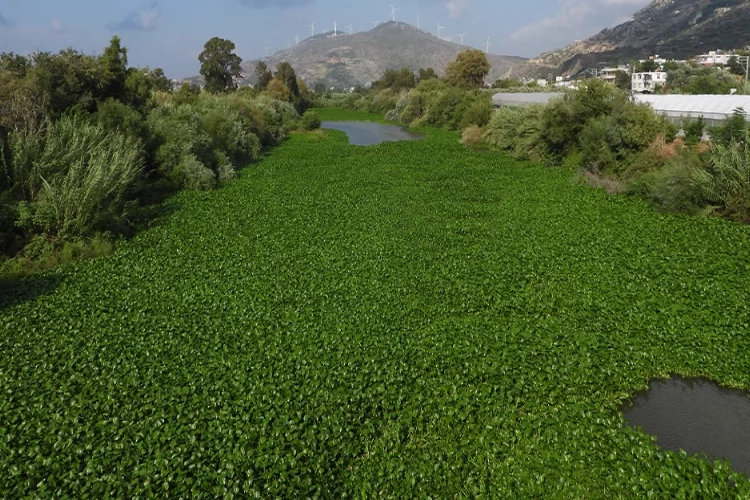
[
  {"x1": 95, "y1": 98, "x2": 149, "y2": 143},
  {"x1": 483, "y1": 105, "x2": 546, "y2": 162},
  {"x1": 457, "y1": 92, "x2": 493, "y2": 129},
  {"x1": 693, "y1": 130, "x2": 750, "y2": 221},
  {"x1": 6, "y1": 116, "x2": 143, "y2": 237},
  {"x1": 300, "y1": 110, "x2": 321, "y2": 130},
  {"x1": 682, "y1": 116, "x2": 706, "y2": 145},
  {"x1": 460, "y1": 125, "x2": 485, "y2": 147}
]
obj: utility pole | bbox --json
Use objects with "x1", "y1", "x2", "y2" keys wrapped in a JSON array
[{"x1": 739, "y1": 55, "x2": 750, "y2": 82}]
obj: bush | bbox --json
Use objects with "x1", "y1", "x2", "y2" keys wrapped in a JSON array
[
  {"x1": 300, "y1": 110, "x2": 321, "y2": 130},
  {"x1": 460, "y1": 125, "x2": 485, "y2": 147},
  {"x1": 693, "y1": 130, "x2": 750, "y2": 221},
  {"x1": 483, "y1": 105, "x2": 546, "y2": 162},
  {"x1": 682, "y1": 116, "x2": 706, "y2": 145},
  {"x1": 95, "y1": 98, "x2": 150, "y2": 143},
  {"x1": 6, "y1": 116, "x2": 143, "y2": 237}
]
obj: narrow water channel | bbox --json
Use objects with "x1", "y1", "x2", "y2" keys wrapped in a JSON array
[
  {"x1": 322, "y1": 121, "x2": 425, "y2": 146},
  {"x1": 622, "y1": 377, "x2": 750, "y2": 476}
]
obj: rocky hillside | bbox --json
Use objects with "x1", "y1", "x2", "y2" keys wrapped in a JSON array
[
  {"x1": 240, "y1": 22, "x2": 526, "y2": 88},
  {"x1": 527, "y1": 0, "x2": 750, "y2": 76}
]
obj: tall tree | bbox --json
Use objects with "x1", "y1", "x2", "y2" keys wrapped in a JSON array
[
  {"x1": 255, "y1": 60, "x2": 272, "y2": 91},
  {"x1": 275, "y1": 62, "x2": 299, "y2": 98},
  {"x1": 199, "y1": 37, "x2": 242, "y2": 93},
  {"x1": 418, "y1": 67, "x2": 438, "y2": 82},
  {"x1": 445, "y1": 49, "x2": 490, "y2": 89},
  {"x1": 99, "y1": 36, "x2": 129, "y2": 101}
]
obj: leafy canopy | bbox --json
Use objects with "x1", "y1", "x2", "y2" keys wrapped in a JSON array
[{"x1": 198, "y1": 37, "x2": 243, "y2": 94}]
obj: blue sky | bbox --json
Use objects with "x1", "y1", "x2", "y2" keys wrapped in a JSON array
[{"x1": 0, "y1": 0, "x2": 651, "y2": 77}]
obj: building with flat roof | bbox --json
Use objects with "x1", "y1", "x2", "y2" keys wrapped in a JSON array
[{"x1": 632, "y1": 72, "x2": 667, "y2": 93}]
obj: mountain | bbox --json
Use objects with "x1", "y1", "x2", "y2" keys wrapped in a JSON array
[
  {"x1": 527, "y1": 0, "x2": 750, "y2": 76},
  {"x1": 239, "y1": 21, "x2": 526, "y2": 88}
]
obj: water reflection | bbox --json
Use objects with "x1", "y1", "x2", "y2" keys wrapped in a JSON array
[{"x1": 322, "y1": 121, "x2": 425, "y2": 146}]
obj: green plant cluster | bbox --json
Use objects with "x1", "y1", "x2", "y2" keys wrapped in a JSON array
[
  {"x1": 0, "y1": 38, "x2": 304, "y2": 277},
  {"x1": 477, "y1": 80, "x2": 750, "y2": 223},
  {"x1": 2, "y1": 110, "x2": 749, "y2": 496}
]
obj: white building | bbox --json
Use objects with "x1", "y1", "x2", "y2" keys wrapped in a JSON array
[
  {"x1": 632, "y1": 71, "x2": 667, "y2": 93},
  {"x1": 597, "y1": 66, "x2": 629, "y2": 84},
  {"x1": 694, "y1": 50, "x2": 734, "y2": 66}
]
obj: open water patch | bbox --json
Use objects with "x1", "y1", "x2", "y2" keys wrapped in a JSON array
[
  {"x1": 322, "y1": 121, "x2": 425, "y2": 146},
  {"x1": 622, "y1": 377, "x2": 750, "y2": 476}
]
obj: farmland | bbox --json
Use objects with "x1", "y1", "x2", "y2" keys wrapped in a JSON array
[{"x1": 1, "y1": 109, "x2": 750, "y2": 497}]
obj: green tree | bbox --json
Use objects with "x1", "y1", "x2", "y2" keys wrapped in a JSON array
[
  {"x1": 313, "y1": 82, "x2": 326, "y2": 94},
  {"x1": 375, "y1": 68, "x2": 416, "y2": 92},
  {"x1": 492, "y1": 78, "x2": 522, "y2": 89},
  {"x1": 99, "y1": 36, "x2": 129, "y2": 101},
  {"x1": 255, "y1": 61, "x2": 272, "y2": 91},
  {"x1": 150, "y1": 68, "x2": 172, "y2": 92},
  {"x1": 614, "y1": 70, "x2": 631, "y2": 91},
  {"x1": 445, "y1": 49, "x2": 490, "y2": 89},
  {"x1": 727, "y1": 56, "x2": 745, "y2": 76},
  {"x1": 638, "y1": 59, "x2": 658, "y2": 72},
  {"x1": 418, "y1": 67, "x2": 438, "y2": 82},
  {"x1": 274, "y1": 62, "x2": 300, "y2": 98},
  {"x1": 199, "y1": 37, "x2": 242, "y2": 93},
  {"x1": 0, "y1": 52, "x2": 29, "y2": 77}
]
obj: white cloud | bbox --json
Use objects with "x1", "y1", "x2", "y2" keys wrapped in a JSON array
[
  {"x1": 445, "y1": 0, "x2": 469, "y2": 19},
  {"x1": 108, "y1": 2, "x2": 161, "y2": 32}
]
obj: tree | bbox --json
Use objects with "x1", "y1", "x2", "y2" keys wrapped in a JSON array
[
  {"x1": 445, "y1": 49, "x2": 490, "y2": 89},
  {"x1": 150, "y1": 68, "x2": 172, "y2": 92},
  {"x1": 313, "y1": 82, "x2": 326, "y2": 94},
  {"x1": 255, "y1": 61, "x2": 272, "y2": 91},
  {"x1": 265, "y1": 79, "x2": 291, "y2": 101},
  {"x1": 727, "y1": 56, "x2": 745, "y2": 76},
  {"x1": 99, "y1": 36, "x2": 129, "y2": 101},
  {"x1": 492, "y1": 78, "x2": 522, "y2": 89},
  {"x1": 199, "y1": 37, "x2": 242, "y2": 93},
  {"x1": 274, "y1": 62, "x2": 300, "y2": 98},
  {"x1": 374, "y1": 68, "x2": 416, "y2": 92},
  {"x1": 614, "y1": 70, "x2": 631, "y2": 91},
  {"x1": 418, "y1": 67, "x2": 438, "y2": 82},
  {"x1": 638, "y1": 59, "x2": 658, "y2": 72}
]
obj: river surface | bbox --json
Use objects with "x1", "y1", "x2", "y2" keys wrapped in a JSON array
[
  {"x1": 622, "y1": 377, "x2": 750, "y2": 476},
  {"x1": 322, "y1": 121, "x2": 425, "y2": 146}
]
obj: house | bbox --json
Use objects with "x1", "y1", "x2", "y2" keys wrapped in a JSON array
[
  {"x1": 597, "y1": 65, "x2": 629, "y2": 84},
  {"x1": 631, "y1": 71, "x2": 667, "y2": 93},
  {"x1": 694, "y1": 50, "x2": 734, "y2": 66}
]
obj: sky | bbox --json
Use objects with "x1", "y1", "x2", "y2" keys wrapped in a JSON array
[{"x1": 0, "y1": 0, "x2": 652, "y2": 78}]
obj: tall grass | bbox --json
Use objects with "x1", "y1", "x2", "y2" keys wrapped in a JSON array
[
  {"x1": 3, "y1": 116, "x2": 143, "y2": 237},
  {"x1": 692, "y1": 130, "x2": 750, "y2": 221}
]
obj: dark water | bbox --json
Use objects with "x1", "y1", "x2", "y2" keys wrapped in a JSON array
[
  {"x1": 322, "y1": 121, "x2": 425, "y2": 146},
  {"x1": 622, "y1": 377, "x2": 750, "y2": 476}
]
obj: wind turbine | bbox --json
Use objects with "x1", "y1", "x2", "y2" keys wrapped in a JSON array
[
  {"x1": 390, "y1": 4, "x2": 398, "y2": 21},
  {"x1": 294, "y1": 34, "x2": 300, "y2": 45},
  {"x1": 333, "y1": 21, "x2": 338, "y2": 36},
  {"x1": 436, "y1": 22, "x2": 444, "y2": 38},
  {"x1": 457, "y1": 33, "x2": 465, "y2": 44},
  {"x1": 371, "y1": 20, "x2": 380, "y2": 27},
  {"x1": 347, "y1": 22, "x2": 353, "y2": 34},
  {"x1": 308, "y1": 21, "x2": 315, "y2": 37},
  {"x1": 485, "y1": 36, "x2": 491, "y2": 54},
  {"x1": 264, "y1": 46, "x2": 270, "y2": 57},
  {"x1": 416, "y1": 15, "x2": 420, "y2": 29}
]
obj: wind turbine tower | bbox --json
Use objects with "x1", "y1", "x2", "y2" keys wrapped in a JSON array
[
  {"x1": 308, "y1": 21, "x2": 315, "y2": 37},
  {"x1": 347, "y1": 22, "x2": 353, "y2": 34},
  {"x1": 294, "y1": 34, "x2": 299, "y2": 45},
  {"x1": 264, "y1": 46, "x2": 270, "y2": 57},
  {"x1": 485, "y1": 36, "x2": 491, "y2": 54},
  {"x1": 333, "y1": 21, "x2": 338, "y2": 36},
  {"x1": 436, "y1": 22, "x2": 444, "y2": 38},
  {"x1": 417, "y1": 15, "x2": 420, "y2": 29},
  {"x1": 457, "y1": 33, "x2": 465, "y2": 45},
  {"x1": 391, "y1": 4, "x2": 398, "y2": 21}
]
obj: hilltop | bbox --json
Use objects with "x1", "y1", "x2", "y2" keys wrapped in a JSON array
[
  {"x1": 239, "y1": 21, "x2": 526, "y2": 88},
  {"x1": 527, "y1": 0, "x2": 750, "y2": 76}
]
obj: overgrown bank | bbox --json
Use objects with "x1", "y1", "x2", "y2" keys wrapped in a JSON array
[{"x1": 0, "y1": 37, "x2": 321, "y2": 278}]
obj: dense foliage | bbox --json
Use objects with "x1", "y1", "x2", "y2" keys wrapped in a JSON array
[
  {"x1": 1, "y1": 110, "x2": 749, "y2": 496},
  {"x1": 0, "y1": 37, "x2": 303, "y2": 276},
  {"x1": 473, "y1": 80, "x2": 750, "y2": 222}
]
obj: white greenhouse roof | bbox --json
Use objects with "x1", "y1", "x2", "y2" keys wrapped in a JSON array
[{"x1": 492, "y1": 93, "x2": 750, "y2": 121}]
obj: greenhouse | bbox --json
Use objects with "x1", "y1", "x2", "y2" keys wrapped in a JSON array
[{"x1": 492, "y1": 92, "x2": 750, "y2": 127}]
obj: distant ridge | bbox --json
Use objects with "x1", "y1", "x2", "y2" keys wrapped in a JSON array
[
  {"x1": 236, "y1": 21, "x2": 526, "y2": 88},
  {"x1": 525, "y1": 0, "x2": 750, "y2": 76}
]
